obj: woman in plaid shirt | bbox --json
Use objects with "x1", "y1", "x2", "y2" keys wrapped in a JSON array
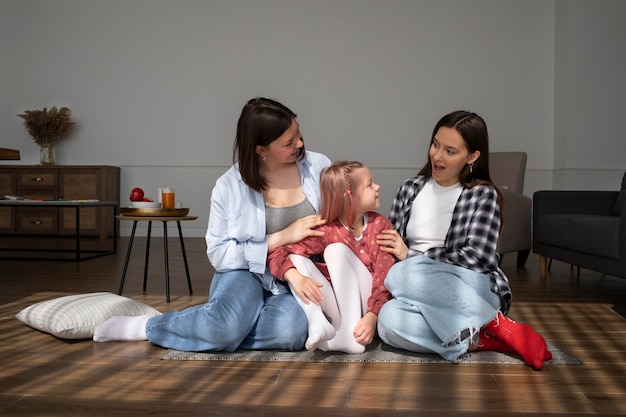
[{"x1": 376, "y1": 111, "x2": 552, "y2": 370}]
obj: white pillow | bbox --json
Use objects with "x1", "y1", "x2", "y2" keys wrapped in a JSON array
[{"x1": 15, "y1": 292, "x2": 162, "y2": 339}]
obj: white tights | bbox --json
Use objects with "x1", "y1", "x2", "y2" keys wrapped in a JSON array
[{"x1": 289, "y1": 243, "x2": 373, "y2": 354}]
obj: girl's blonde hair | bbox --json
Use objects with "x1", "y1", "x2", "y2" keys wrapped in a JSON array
[{"x1": 319, "y1": 161, "x2": 365, "y2": 227}]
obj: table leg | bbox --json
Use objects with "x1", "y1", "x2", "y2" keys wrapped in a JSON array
[
  {"x1": 143, "y1": 221, "x2": 152, "y2": 293},
  {"x1": 162, "y1": 221, "x2": 170, "y2": 303},
  {"x1": 118, "y1": 221, "x2": 138, "y2": 295},
  {"x1": 112, "y1": 205, "x2": 118, "y2": 254},
  {"x1": 75, "y1": 206, "x2": 81, "y2": 261},
  {"x1": 176, "y1": 221, "x2": 194, "y2": 296}
]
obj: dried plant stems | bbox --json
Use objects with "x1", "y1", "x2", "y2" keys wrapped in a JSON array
[{"x1": 17, "y1": 106, "x2": 76, "y2": 147}]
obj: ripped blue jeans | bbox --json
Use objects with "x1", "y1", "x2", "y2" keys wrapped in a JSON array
[{"x1": 377, "y1": 255, "x2": 500, "y2": 361}]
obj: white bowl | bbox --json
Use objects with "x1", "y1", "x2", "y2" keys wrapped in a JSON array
[{"x1": 131, "y1": 201, "x2": 161, "y2": 208}]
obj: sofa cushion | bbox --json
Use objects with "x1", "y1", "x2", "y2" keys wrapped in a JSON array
[
  {"x1": 611, "y1": 190, "x2": 625, "y2": 216},
  {"x1": 536, "y1": 214, "x2": 620, "y2": 259}
]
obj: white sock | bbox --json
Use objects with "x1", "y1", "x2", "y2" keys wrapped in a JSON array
[
  {"x1": 317, "y1": 328, "x2": 365, "y2": 354},
  {"x1": 304, "y1": 314, "x2": 336, "y2": 351},
  {"x1": 93, "y1": 315, "x2": 150, "y2": 342}
]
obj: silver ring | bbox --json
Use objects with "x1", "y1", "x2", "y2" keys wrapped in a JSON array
[{"x1": 392, "y1": 237, "x2": 397, "y2": 243}]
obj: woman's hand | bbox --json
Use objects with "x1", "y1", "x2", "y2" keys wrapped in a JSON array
[
  {"x1": 268, "y1": 214, "x2": 326, "y2": 250},
  {"x1": 377, "y1": 229, "x2": 408, "y2": 261},
  {"x1": 353, "y1": 312, "x2": 378, "y2": 345},
  {"x1": 283, "y1": 268, "x2": 325, "y2": 305}
]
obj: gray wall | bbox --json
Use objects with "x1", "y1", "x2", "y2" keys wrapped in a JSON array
[{"x1": 1, "y1": 0, "x2": 625, "y2": 237}]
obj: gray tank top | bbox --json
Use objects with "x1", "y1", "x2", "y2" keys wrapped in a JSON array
[{"x1": 265, "y1": 198, "x2": 316, "y2": 234}]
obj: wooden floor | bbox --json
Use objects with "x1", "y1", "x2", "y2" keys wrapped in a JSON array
[{"x1": 1, "y1": 237, "x2": 626, "y2": 416}]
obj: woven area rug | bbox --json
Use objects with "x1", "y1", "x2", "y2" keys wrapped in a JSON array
[{"x1": 161, "y1": 339, "x2": 583, "y2": 365}]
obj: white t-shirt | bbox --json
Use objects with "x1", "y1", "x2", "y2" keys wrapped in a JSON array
[{"x1": 406, "y1": 178, "x2": 462, "y2": 253}]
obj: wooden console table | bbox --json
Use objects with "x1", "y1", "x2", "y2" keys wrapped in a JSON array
[{"x1": 0, "y1": 200, "x2": 119, "y2": 260}]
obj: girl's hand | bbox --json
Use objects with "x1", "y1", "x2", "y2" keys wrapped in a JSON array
[
  {"x1": 268, "y1": 214, "x2": 326, "y2": 250},
  {"x1": 376, "y1": 229, "x2": 408, "y2": 261},
  {"x1": 353, "y1": 312, "x2": 378, "y2": 345},
  {"x1": 284, "y1": 268, "x2": 324, "y2": 305}
]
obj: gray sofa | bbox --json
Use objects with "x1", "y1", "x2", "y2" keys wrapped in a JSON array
[{"x1": 532, "y1": 171, "x2": 626, "y2": 279}]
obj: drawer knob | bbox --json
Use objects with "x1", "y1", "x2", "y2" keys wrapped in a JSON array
[
  {"x1": 30, "y1": 220, "x2": 43, "y2": 225},
  {"x1": 32, "y1": 177, "x2": 44, "y2": 182}
]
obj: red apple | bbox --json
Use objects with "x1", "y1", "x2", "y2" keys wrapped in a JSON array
[
  {"x1": 142, "y1": 197, "x2": 153, "y2": 202},
  {"x1": 129, "y1": 187, "x2": 144, "y2": 202}
]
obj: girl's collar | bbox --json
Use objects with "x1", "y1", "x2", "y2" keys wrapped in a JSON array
[{"x1": 339, "y1": 213, "x2": 369, "y2": 238}]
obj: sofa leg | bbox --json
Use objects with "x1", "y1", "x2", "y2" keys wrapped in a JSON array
[
  {"x1": 516, "y1": 250, "x2": 530, "y2": 268},
  {"x1": 540, "y1": 255, "x2": 548, "y2": 278}
]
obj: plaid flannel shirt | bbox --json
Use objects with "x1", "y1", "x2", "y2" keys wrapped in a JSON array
[{"x1": 389, "y1": 175, "x2": 512, "y2": 314}]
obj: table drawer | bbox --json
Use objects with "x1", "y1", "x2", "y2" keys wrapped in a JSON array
[
  {"x1": 18, "y1": 169, "x2": 58, "y2": 190},
  {"x1": 16, "y1": 210, "x2": 58, "y2": 234},
  {"x1": 0, "y1": 207, "x2": 14, "y2": 233}
]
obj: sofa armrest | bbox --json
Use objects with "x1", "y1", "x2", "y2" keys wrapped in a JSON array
[
  {"x1": 533, "y1": 190, "x2": 618, "y2": 217},
  {"x1": 614, "y1": 176, "x2": 626, "y2": 277},
  {"x1": 497, "y1": 188, "x2": 531, "y2": 254}
]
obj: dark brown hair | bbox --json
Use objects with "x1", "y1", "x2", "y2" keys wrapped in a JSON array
[
  {"x1": 419, "y1": 110, "x2": 503, "y2": 212},
  {"x1": 233, "y1": 98, "x2": 305, "y2": 192}
]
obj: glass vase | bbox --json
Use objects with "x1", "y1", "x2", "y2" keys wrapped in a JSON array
[{"x1": 40, "y1": 144, "x2": 55, "y2": 165}]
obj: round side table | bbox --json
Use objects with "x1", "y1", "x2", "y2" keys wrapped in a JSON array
[{"x1": 116, "y1": 215, "x2": 197, "y2": 302}]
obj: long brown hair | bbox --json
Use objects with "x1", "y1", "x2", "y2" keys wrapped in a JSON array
[{"x1": 233, "y1": 98, "x2": 305, "y2": 192}]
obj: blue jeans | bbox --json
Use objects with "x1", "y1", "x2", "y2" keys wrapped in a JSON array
[
  {"x1": 377, "y1": 256, "x2": 500, "y2": 361},
  {"x1": 146, "y1": 269, "x2": 307, "y2": 352}
]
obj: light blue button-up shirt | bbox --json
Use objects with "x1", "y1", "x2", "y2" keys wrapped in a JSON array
[{"x1": 205, "y1": 151, "x2": 331, "y2": 294}]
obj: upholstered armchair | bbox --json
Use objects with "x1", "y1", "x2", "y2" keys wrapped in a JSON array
[
  {"x1": 489, "y1": 152, "x2": 532, "y2": 267},
  {"x1": 533, "y1": 171, "x2": 626, "y2": 279}
]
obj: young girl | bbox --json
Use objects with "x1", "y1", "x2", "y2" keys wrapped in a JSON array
[
  {"x1": 376, "y1": 111, "x2": 552, "y2": 369},
  {"x1": 268, "y1": 161, "x2": 396, "y2": 354}
]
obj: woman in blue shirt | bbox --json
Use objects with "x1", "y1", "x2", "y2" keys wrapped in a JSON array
[{"x1": 95, "y1": 98, "x2": 331, "y2": 351}]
